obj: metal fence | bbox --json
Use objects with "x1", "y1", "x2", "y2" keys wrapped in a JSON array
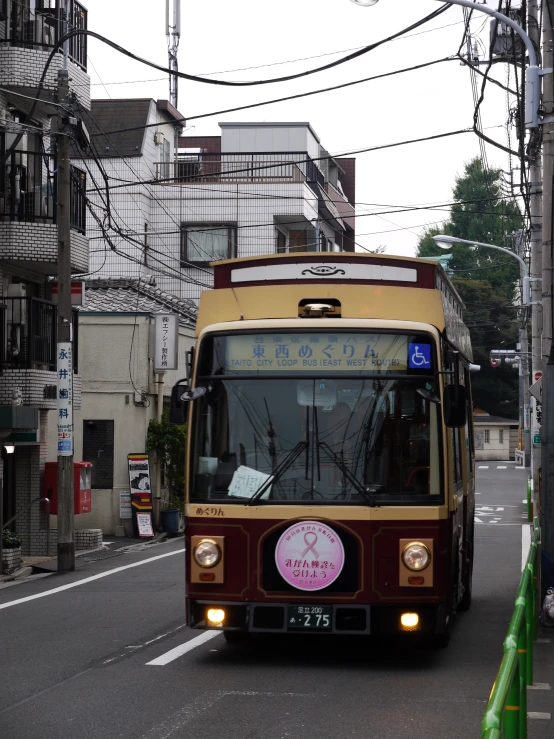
[
  {"x1": 1, "y1": 0, "x2": 87, "y2": 70},
  {"x1": 155, "y1": 152, "x2": 325, "y2": 191},
  {"x1": 481, "y1": 517, "x2": 540, "y2": 738},
  {"x1": 0, "y1": 297, "x2": 79, "y2": 372}
]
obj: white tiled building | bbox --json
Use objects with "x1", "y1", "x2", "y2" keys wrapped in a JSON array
[
  {"x1": 0, "y1": 0, "x2": 90, "y2": 557},
  {"x1": 77, "y1": 108, "x2": 357, "y2": 303}
]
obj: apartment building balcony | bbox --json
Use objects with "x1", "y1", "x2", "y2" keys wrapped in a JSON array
[
  {"x1": 0, "y1": 296, "x2": 80, "y2": 410},
  {"x1": 155, "y1": 152, "x2": 325, "y2": 193},
  {"x1": 0, "y1": 0, "x2": 90, "y2": 110},
  {"x1": 0, "y1": 151, "x2": 88, "y2": 273}
]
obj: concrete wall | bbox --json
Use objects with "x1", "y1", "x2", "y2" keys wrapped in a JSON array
[
  {"x1": 474, "y1": 424, "x2": 518, "y2": 461},
  {"x1": 47, "y1": 314, "x2": 194, "y2": 534}
]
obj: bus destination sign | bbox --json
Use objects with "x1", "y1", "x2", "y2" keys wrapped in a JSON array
[{"x1": 224, "y1": 333, "x2": 420, "y2": 373}]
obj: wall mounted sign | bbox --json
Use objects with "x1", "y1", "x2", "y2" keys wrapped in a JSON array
[
  {"x1": 275, "y1": 520, "x2": 345, "y2": 591},
  {"x1": 154, "y1": 313, "x2": 178, "y2": 371}
]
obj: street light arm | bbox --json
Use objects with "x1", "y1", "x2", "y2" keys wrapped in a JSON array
[{"x1": 433, "y1": 235, "x2": 528, "y2": 277}]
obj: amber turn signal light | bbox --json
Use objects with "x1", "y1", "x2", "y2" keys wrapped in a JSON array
[
  {"x1": 408, "y1": 576, "x2": 425, "y2": 585},
  {"x1": 199, "y1": 572, "x2": 216, "y2": 582}
]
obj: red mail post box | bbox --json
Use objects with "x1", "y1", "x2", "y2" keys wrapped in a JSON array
[{"x1": 44, "y1": 461, "x2": 92, "y2": 514}]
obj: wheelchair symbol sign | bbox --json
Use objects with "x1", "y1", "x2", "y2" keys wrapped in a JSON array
[{"x1": 409, "y1": 343, "x2": 431, "y2": 369}]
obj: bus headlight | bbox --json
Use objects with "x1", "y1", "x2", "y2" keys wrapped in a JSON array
[
  {"x1": 402, "y1": 542, "x2": 431, "y2": 571},
  {"x1": 193, "y1": 539, "x2": 222, "y2": 568}
]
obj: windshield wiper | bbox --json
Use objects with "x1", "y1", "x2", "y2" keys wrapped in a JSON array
[
  {"x1": 318, "y1": 441, "x2": 381, "y2": 506},
  {"x1": 247, "y1": 441, "x2": 308, "y2": 505}
]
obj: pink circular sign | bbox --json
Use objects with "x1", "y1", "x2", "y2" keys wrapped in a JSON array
[{"x1": 275, "y1": 521, "x2": 345, "y2": 591}]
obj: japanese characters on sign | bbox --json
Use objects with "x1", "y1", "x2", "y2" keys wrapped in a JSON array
[
  {"x1": 224, "y1": 333, "x2": 413, "y2": 374},
  {"x1": 57, "y1": 342, "x2": 73, "y2": 456},
  {"x1": 275, "y1": 520, "x2": 345, "y2": 591},
  {"x1": 154, "y1": 313, "x2": 178, "y2": 372}
]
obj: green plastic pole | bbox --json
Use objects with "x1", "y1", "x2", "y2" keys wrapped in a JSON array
[
  {"x1": 518, "y1": 623, "x2": 527, "y2": 738},
  {"x1": 525, "y1": 568, "x2": 534, "y2": 685},
  {"x1": 504, "y1": 659, "x2": 521, "y2": 739},
  {"x1": 527, "y1": 478, "x2": 532, "y2": 522}
]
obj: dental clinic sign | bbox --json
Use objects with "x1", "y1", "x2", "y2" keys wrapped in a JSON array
[
  {"x1": 154, "y1": 314, "x2": 178, "y2": 372},
  {"x1": 275, "y1": 521, "x2": 345, "y2": 591},
  {"x1": 57, "y1": 342, "x2": 73, "y2": 455}
]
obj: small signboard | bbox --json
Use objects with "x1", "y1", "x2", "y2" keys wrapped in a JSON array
[
  {"x1": 136, "y1": 512, "x2": 154, "y2": 537},
  {"x1": 529, "y1": 377, "x2": 543, "y2": 403},
  {"x1": 51, "y1": 281, "x2": 85, "y2": 306},
  {"x1": 57, "y1": 342, "x2": 73, "y2": 456},
  {"x1": 120, "y1": 491, "x2": 132, "y2": 519},
  {"x1": 154, "y1": 314, "x2": 178, "y2": 371}
]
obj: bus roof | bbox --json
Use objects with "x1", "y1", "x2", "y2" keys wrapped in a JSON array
[{"x1": 200, "y1": 252, "x2": 471, "y2": 360}]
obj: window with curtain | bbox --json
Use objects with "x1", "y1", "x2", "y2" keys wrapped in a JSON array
[{"x1": 181, "y1": 224, "x2": 237, "y2": 265}]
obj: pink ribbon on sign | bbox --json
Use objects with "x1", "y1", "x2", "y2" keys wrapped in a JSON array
[{"x1": 300, "y1": 532, "x2": 320, "y2": 558}]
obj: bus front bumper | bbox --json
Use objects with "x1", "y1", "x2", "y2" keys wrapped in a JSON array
[{"x1": 187, "y1": 600, "x2": 447, "y2": 636}]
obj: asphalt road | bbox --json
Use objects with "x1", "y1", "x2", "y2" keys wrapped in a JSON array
[{"x1": 0, "y1": 464, "x2": 551, "y2": 739}]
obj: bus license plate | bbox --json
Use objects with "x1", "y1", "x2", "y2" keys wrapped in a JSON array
[{"x1": 287, "y1": 605, "x2": 332, "y2": 631}]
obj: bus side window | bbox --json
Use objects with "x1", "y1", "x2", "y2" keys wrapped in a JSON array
[{"x1": 464, "y1": 367, "x2": 474, "y2": 475}]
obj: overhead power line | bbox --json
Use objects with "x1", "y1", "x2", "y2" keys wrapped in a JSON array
[{"x1": 91, "y1": 57, "x2": 456, "y2": 137}]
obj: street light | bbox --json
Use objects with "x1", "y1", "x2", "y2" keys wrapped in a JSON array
[
  {"x1": 432, "y1": 234, "x2": 530, "y2": 305},
  {"x1": 349, "y1": 0, "x2": 541, "y2": 128}
]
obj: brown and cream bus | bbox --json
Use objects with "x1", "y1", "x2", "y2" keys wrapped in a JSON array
[{"x1": 170, "y1": 252, "x2": 476, "y2": 646}]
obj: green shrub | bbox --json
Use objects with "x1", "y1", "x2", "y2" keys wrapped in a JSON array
[{"x1": 2, "y1": 528, "x2": 22, "y2": 549}]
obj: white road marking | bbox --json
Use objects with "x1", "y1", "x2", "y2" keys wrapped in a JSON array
[
  {"x1": 537, "y1": 638, "x2": 552, "y2": 644},
  {"x1": 528, "y1": 683, "x2": 551, "y2": 690},
  {"x1": 0, "y1": 548, "x2": 183, "y2": 610},
  {"x1": 496, "y1": 507, "x2": 504, "y2": 511},
  {"x1": 527, "y1": 712, "x2": 552, "y2": 719},
  {"x1": 522, "y1": 524, "x2": 532, "y2": 571},
  {"x1": 475, "y1": 516, "x2": 483, "y2": 523},
  {"x1": 478, "y1": 466, "x2": 489, "y2": 469},
  {"x1": 516, "y1": 466, "x2": 525, "y2": 470},
  {"x1": 146, "y1": 630, "x2": 221, "y2": 665},
  {"x1": 497, "y1": 466, "x2": 507, "y2": 470}
]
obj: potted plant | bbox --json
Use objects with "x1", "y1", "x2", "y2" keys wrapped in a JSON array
[
  {"x1": 2, "y1": 528, "x2": 22, "y2": 575},
  {"x1": 147, "y1": 411, "x2": 186, "y2": 533}
]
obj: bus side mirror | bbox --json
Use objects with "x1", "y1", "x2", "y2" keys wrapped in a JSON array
[
  {"x1": 169, "y1": 380, "x2": 208, "y2": 424},
  {"x1": 443, "y1": 384, "x2": 467, "y2": 428},
  {"x1": 169, "y1": 382, "x2": 187, "y2": 424}
]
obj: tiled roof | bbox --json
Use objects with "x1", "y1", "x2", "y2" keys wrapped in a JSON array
[
  {"x1": 473, "y1": 414, "x2": 518, "y2": 425},
  {"x1": 79, "y1": 278, "x2": 197, "y2": 325},
  {"x1": 75, "y1": 99, "x2": 152, "y2": 158}
]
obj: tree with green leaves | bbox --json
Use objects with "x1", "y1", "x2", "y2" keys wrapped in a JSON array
[{"x1": 416, "y1": 158, "x2": 523, "y2": 418}]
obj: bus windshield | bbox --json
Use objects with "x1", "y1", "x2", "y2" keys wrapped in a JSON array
[{"x1": 191, "y1": 332, "x2": 443, "y2": 505}]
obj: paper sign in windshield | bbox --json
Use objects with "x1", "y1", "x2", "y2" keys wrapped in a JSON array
[
  {"x1": 225, "y1": 333, "x2": 409, "y2": 373},
  {"x1": 228, "y1": 465, "x2": 272, "y2": 500},
  {"x1": 275, "y1": 521, "x2": 345, "y2": 591}
]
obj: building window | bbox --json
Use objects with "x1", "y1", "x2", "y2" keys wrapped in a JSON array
[
  {"x1": 499, "y1": 430, "x2": 504, "y2": 445},
  {"x1": 83, "y1": 420, "x2": 114, "y2": 489},
  {"x1": 276, "y1": 229, "x2": 287, "y2": 253},
  {"x1": 181, "y1": 224, "x2": 237, "y2": 266},
  {"x1": 484, "y1": 429, "x2": 490, "y2": 444}
]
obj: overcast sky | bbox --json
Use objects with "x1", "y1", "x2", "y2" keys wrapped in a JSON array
[{"x1": 84, "y1": 0, "x2": 516, "y2": 257}]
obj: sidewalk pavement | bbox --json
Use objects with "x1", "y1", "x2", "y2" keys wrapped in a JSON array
[
  {"x1": 0, "y1": 531, "x2": 181, "y2": 585},
  {"x1": 528, "y1": 623, "x2": 554, "y2": 737}
]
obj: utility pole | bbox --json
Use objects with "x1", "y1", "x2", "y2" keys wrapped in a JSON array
[
  {"x1": 543, "y1": 0, "x2": 554, "y2": 587},
  {"x1": 528, "y1": 0, "x2": 543, "y2": 489},
  {"x1": 55, "y1": 65, "x2": 75, "y2": 572}
]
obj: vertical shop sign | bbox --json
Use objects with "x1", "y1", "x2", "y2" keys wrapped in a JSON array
[{"x1": 57, "y1": 342, "x2": 73, "y2": 455}]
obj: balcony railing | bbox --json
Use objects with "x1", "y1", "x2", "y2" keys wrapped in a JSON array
[
  {"x1": 0, "y1": 149, "x2": 86, "y2": 233},
  {"x1": 0, "y1": 1, "x2": 87, "y2": 71},
  {"x1": 155, "y1": 152, "x2": 325, "y2": 192},
  {"x1": 0, "y1": 297, "x2": 79, "y2": 372}
]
